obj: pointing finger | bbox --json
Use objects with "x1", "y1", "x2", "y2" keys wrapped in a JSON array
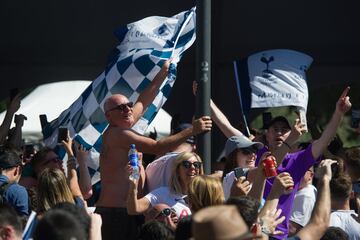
[{"x1": 340, "y1": 86, "x2": 350, "y2": 99}]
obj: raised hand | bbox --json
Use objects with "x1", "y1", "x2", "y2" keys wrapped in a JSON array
[
  {"x1": 230, "y1": 176, "x2": 251, "y2": 197},
  {"x1": 336, "y1": 86, "x2": 351, "y2": 114},
  {"x1": 158, "y1": 59, "x2": 172, "y2": 77},
  {"x1": 315, "y1": 159, "x2": 337, "y2": 181},
  {"x1": 7, "y1": 93, "x2": 21, "y2": 114},
  {"x1": 164, "y1": 212, "x2": 178, "y2": 231},
  {"x1": 258, "y1": 151, "x2": 273, "y2": 177},
  {"x1": 148, "y1": 59, "x2": 172, "y2": 87},
  {"x1": 126, "y1": 152, "x2": 142, "y2": 187},
  {"x1": 61, "y1": 129, "x2": 73, "y2": 153},
  {"x1": 286, "y1": 118, "x2": 306, "y2": 145},
  {"x1": 137, "y1": 152, "x2": 143, "y2": 166},
  {"x1": 74, "y1": 142, "x2": 89, "y2": 163},
  {"x1": 126, "y1": 164, "x2": 138, "y2": 188},
  {"x1": 14, "y1": 114, "x2": 27, "y2": 127},
  {"x1": 259, "y1": 208, "x2": 286, "y2": 235},
  {"x1": 272, "y1": 172, "x2": 294, "y2": 195},
  {"x1": 192, "y1": 116, "x2": 212, "y2": 135}
]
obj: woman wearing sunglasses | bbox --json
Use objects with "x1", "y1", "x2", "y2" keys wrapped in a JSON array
[
  {"x1": 127, "y1": 152, "x2": 203, "y2": 219},
  {"x1": 222, "y1": 135, "x2": 264, "y2": 200},
  {"x1": 222, "y1": 135, "x2": 264, "y2": 178}
]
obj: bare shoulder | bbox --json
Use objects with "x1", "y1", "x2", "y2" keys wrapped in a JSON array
[
  {"x1": 105, "y1": 126, "x2": 134, "y2": 139},
  {"x1": 104, "y1": 126, "x2": 148, "y2": 148}
]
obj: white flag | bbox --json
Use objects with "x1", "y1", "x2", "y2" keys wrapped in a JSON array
[{"x1": 247, "y1": 49, "x2": 313, "y2": 111}]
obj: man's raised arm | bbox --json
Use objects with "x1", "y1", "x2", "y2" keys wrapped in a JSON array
[
  {"x1": 296, "y1": 159, "x2": 335, "y2": 240},
  {"x1": 197, "y1": 81, "x2": 308, "y2": 167},
  {"x1": 210, "y1": 99, "x2": 243, "y2": 138},
  {"x1": 112, "y1": 116, "x2": 212, "y2": 156},
  {"x1": 192, "y1": 80, "x2": 242, "y2": 138},
  {"x1": 132, "y1": 60, "x2": 171, "y2": 123},
  {"x1": 311, "y1": 87, "x2": 351, "y2": 159},
  {"x1": 0, "y1": 94, "x2": 21, "y2": 144},
  {"x1": 210, "y1": 98, "x2": 302, "y2": 166}
]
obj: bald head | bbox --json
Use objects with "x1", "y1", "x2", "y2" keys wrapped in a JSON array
[
  {"x1": 104, "y1": 94, "x2": 129, "y2": 112},
  {"x1": 104, "y1": 94, "x2": 135, "y2": 128}
]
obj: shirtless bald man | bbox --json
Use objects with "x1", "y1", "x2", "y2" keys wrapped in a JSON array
[{"x1": 95, "y1": 60, "x2": 212, "y2": 240}]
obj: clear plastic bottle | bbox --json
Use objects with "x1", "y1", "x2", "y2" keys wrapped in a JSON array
[{"x1": 128, "y1": 144, "x2": 140, "y2": 180}]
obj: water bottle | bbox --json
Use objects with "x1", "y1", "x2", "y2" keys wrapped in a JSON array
[{"x1": 128, "y1": 144, "x2": 140, "y2": 180}]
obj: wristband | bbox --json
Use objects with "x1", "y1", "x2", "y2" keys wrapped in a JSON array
[
  {"x1": 283, "y1": 141, "x2": 291, "y2": 150},
  {"x1": 261, "y1": 225, "x2": 272, "y2": 235}
]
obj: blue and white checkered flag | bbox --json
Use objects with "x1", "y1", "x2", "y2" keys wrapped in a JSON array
[{"x1": 42, "y1": 8, "x2": 196, "y2": 184}]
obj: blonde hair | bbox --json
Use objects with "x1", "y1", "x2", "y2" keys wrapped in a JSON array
[
  {"x1": 37, "y1": 168, "x2": 74, "y2": 213},
  {"x1": 169, "y1": 152, "x2": 204, "y2": 194},
  {"x1": 188, "y1": 175, "x2": 225, "y2": 213}
]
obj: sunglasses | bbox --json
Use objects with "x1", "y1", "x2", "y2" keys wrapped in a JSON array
[
  {"x1": 42, "y1": 157, "x2": 62, "y2": 166},
  {"x1": 181, "y1": 160, "x2": 202, "y2": 169},
  {"x1": 240, "y1": 148, "x2": 257, "y2": 155},
  {"x1": 156, "y1": 208, "x2": 176, "y2": 218},
  {"x1": 107, "y1": 102, "x2": 134, "y2": 113}
]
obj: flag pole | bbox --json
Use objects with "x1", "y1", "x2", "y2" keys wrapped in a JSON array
[
  {"x1": 196, "y1": 0, "x2": 211, "y2": 174},
  {"x1": 233, "y1": 61, "x2": 251, "y2": 137}
]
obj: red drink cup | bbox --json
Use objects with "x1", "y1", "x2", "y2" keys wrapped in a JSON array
[{"x1": 263, "y1": 156, "x2": 277, "y2": 178}]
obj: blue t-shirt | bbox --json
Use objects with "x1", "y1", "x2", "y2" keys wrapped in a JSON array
[{"x1": 0, "y1": 174, "x2": 29, "y2": 216}]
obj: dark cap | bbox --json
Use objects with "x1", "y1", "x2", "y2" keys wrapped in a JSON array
[
  {"x1": 267, "y1": 116, "x2": 291, "y2": 130},
  {"x1": 171, "y1": 123, "x2": 195, "y2": 145},
  {"x1": 0, "y1": 149, "x2": 22, "y2": 170}
]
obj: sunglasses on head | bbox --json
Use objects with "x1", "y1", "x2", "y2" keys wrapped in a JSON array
[
  {"x1": 107, "y1": 102, "x2": 134, "y2": 113},
  {"x1": 156, "y1": 208, "x2": 176, "y2": 218},
  {"x1": 181, "y1": 160, "x2": 202, "y2": 169}
]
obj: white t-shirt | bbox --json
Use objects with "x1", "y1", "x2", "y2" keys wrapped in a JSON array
[
  {"x1": 330, "y1": 210, "x2": 360, "y2": 240},
  {"x1": 144, "y1": 186, "x2": 191, "y2": 219},
  {"x1": 223, "y1": 171, "x2": 236, "y2": 200},
  {"x1": 290, "y1": 184, "x2": 317, "y2": 226},
  {"x1": 145, "y1": 153, "x2": 179, "y2": 192}
]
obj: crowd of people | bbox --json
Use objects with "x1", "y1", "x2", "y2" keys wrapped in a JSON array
[{"x1": 0, "y1": 59, "x2": 359, "y2": 240}]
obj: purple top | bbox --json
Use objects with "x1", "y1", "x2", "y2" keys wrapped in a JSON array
[{"x1": 255, "y1": 144, "x2": 319, "y2": 239}]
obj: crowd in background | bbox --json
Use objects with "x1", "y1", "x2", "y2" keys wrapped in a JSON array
[{"x1": 0, "y1": 63, "x2": 359, "y2": 240}]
